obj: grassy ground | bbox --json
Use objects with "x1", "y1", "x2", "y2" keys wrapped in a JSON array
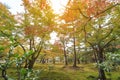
[{"x1": 0, "y1": 63, "x2": 120, "y2": 80}]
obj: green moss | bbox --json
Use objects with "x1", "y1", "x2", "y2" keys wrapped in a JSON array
[{"x1": 0, "y1": 64, "x2": 120, "y2": 80}]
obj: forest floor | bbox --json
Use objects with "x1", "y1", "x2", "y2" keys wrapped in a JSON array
[{"x1": 0, "y1": 63, "x2": 120, "y2": 80}]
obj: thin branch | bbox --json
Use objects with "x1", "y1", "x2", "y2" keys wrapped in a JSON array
[
  {"x1": 77, "y1": 8, "x2": 89, "y2": 18},
  {"x1": 0, "y1": 30, "x2": 26, "y2": 53},
  {"x1": 103, "y1": 38, "x2": 115, "y2": 49},
  {"x1": 83, "y1": 17, "x2": 92, "y2": 42},
  {"x1": 14, "y1": 39, "x2": 26, "y2": 53},
  {"x1": 34, "y1": 35, "x2": 45, "y2": 59},
  {"x1": 94, "y1": 3, "x2": 120, "y2": 17},
  {"x1": 99, "y1": 28, "x2": 113, "y2": 44},
  {"x1": 0, "y1": 30, "x2": 10, "y2": 37},
  {"x1": 83, "y1": 3, "x2": 120, "y2": 44}
]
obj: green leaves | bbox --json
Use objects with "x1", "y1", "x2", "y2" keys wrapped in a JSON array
[
  {"x1": 0, "y1": 45, "x2": 4, "y2": 51},
  {"x1": 20, "y1": 68, "x2": 27, "y2": 76},
  {"x1": 97, "y1": 51, "x2": 120, "y2": 72},
  {"x1": 0, "y1": 3, "x2": 16, "y2": 35},
  {"x1": 24, "y1": 50, "x2": 34, "y2": 57}
]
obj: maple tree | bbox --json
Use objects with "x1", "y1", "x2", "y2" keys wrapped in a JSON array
[
  {"x1": 60, "y1": 0, "x2": 120, "y2": 79},
  {"x1": 82, "y1": 1, "x2": 120, "y2": 80},
  {"x1": 12, "y1": 0, "x2": 56, "y2": 69},
  {"x1": 54, "y1": 35, "x2": 69, "y2": 66},
  {"x1": 60, "y1": 0, "x2": 87, "y2": 68}
]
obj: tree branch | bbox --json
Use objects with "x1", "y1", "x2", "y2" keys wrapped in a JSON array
[
  {"x1": 103, "y1": 38, "x2": 115, "y2": 49},
  {"x1": 99, "y1": 28, "x2": 113, "y2": 44},
  {"x1": 94, "y1": 3, "x2": 120, "y2": 17},
  {"x1": 77, "y1": 8, "x2": 89, "y2": 18}
]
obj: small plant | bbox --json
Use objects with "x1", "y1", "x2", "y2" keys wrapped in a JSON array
[
  {"x1": 25, "y1": 69, "x2": 42, "y2": 80},
  {"x1": 0, "y1": 45, "x2": 15, "y2": 80},
  {"x1": 117, "y1": 76, "x2": 120, "y2": 80}
]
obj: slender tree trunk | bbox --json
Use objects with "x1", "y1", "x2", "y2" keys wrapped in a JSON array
[
  {"x1": 46, "y1": 58, "x2": 49, "y2": 63},
  {"x1": 64, "y1": 53, "x2": 68, "y2": 66},
  {"x1": 24, "y1": 60, "x2": 28, "y2": 68},
  {"x1": 41, "y1": 59, "x2": 45, "y2": 64},
  {"x1": 63, "y1": 41, "x2": 68, "y2": 66},
  {"x1": 77, "y1": 59, "x2": 80, "y2": 64},
  {"x1": 93, "y1": 51, "x2": 98, "y2": 63},
  {"x1": 2, "y1": 69, "x2": 8, "y2": 80},
  {"x1": 53, "y1": 57, "x2": 55, "y2": 64},
  {"x1": 97, "y1": 49, "x2": 106, "y2": 80},
  {"x1": 63, "y1": 44, "x2": 68, "y2": 66},
  {"x1": 73, "y1": 36, "x2": 77, "y2": 67},
  {"x1": 17, "y1": 64, "x2": 22, "y2": 80}
]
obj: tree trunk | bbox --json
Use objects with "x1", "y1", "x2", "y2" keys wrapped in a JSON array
[
  {"x1": 17, "y1": 64, "x2": 22, "y2": 80},
  {"x1": 93, "y1": 51, "x2": 98, "y2": 63},
  {"x1": 63, "y1": 45, "x2": 68, "y2": 66},
  {"x1": 24, "y1": 36, "x2": 43, "y2": 69},
  {"x1": 98, "y1": 68, "x2": 106, "y2": 80},
  {"x1": 46, "y1": 58, "x2": 49, "y2": 63},
  {"x1": 24, "y1": 60, "x2": 28, "y2": 68},
  {"x1": 2, "y1": 69, "x2": 8, "y2": 80},
  {"x1": 73, "y1": 36, "x2": 77, "y2": 67},
  {"x1": 77, "y1": 59, "x2": 80, "y2": 64},
  {"x1": 97, "y1": 49, "x2": 106, "y2": 80},
  {"x1": 53, "y1": 57, "x2": 55, "y2": 64},
  {"x1": 64, "y1": 54, "x2": 68, "y2": 66},
  {"x1": 27, "y1": 58, "x2": 36, "y2": 69},
  {"x1": 64, "y1": 50, "x2": 68, "y2": 66},
  {"x1": 41, "y1": 59, "x2": 46, "y2": 64}
]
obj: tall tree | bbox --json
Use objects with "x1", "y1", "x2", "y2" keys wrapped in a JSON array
[
  {"x1": 14, "y1": 0, "x2": 56, "y2": 69},
  {"x1": 61, "y1": 0, "x2": 120, "y2": 79},
  {"x1": 80, "y1": 0, "x2": 120, "y2": 80},
  {"x1": 60, "y1": 0, "x2": 84, "y2": 68}
]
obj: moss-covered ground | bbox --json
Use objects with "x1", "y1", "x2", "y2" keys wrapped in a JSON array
[{"x1": 0, "y1": 63, "x2": 120, "y2": 80}]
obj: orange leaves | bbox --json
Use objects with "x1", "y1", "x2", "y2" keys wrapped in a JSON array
[
  {"x1": 22, "y1": 0, "x2": 30, "y2": 8},
  {"x1": 61, "y1": 1, "x2": 80, "y2": 23},
  {"x1": 23, "y1": 0, "x2": 55, "y2": 37},
  {"x1": 63, "y1": 9, "x2": 80, "y2": 22},
  {"x1": 24, "y1": 26, "x2": 42, "y2": 37},
  {"x1": 23, "y1": 0, "x2": 29, "y2": 5},
  {"x1": 86, "y1": 0, "x2": 110, "y2": 17},
  {"x1": 39, "y1": 0, "x2": 49, "y2": 9},
  {"x1": 24, "y1": 26, "x2": 50, "y2": 37},
  {"x1": 64, "y1": 0, "x2": 111, "y2": 18},
  {"x1": 24, "y1": 26, "x2": 37, "y2": 37},
  {"x1": 33, "y1": 0, "x2": 49, "y2": 10}
]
